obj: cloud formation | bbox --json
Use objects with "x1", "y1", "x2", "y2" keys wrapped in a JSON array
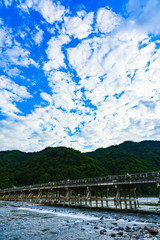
[
  {"x1": 0, "y1": 75, "x2": 31, "y2": 115},
  {"x1": 20, "y1": 0, "x2": 66, "y2": 23},
  {"x1": 33, "y1": 26, "x2": 44, "y2": 46},
  {"x1": 96, "y1": 8, "x2": 122, "y2": 33},
  {"x1": 0, "y1": 0, "x2": 160, "y2": 152},
  {"x1": 126, "y1": 0, "x2": 160, "y2": 35},
  {"x1": 43, "y1": 35, "x2": 70, "y2": 71},
  {"x1": 63, "y1": 11, "x2": 94, "y2": 39}
]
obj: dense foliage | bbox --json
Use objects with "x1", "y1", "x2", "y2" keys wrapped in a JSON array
[
  {"x1": 0, "y1": 147, "x2": 105, "y2": 188},
  {"x1": 85, "y1": 141, "x2": 160, "y2": 174},
  {"x1": 0, "y1": 141, "x2": 160, "y2": 190}
]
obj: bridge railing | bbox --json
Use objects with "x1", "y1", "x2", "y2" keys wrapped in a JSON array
[
  {"x1": 1, "y1": 171, "x2": 159, "y2": 192},
  {"x1": 56, "y1": 171, "x2": 160, "y2": 185}
]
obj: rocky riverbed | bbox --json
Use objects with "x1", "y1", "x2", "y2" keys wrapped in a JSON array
[{"x1": 0, "y1": 199, "x2": 160, "y2": 239}]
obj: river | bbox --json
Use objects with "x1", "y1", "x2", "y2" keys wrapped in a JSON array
[{"x1": 0, "y1": 198, "x2": 159, "y2": 239}]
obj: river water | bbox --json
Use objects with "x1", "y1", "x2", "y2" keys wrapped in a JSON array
[{"x1": 0, "y1": 198, "x2": 159, "y2": 240}]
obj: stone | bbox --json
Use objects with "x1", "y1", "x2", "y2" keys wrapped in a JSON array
[
  {"x1": 112, "y1": 222, "x2": 118, "y2": 225},
  {"x1": 125, "y1": 226, "x2": 131, "y2": 232},
  {"x1": 41, "y1": 229, "x2": 49, "y2": 232},
  {"x1": 145, "y1": 227, "x2": 159, "y2": 235},
  {"x1": 117, "y1": 231, "x2": 123, "y2": 236},
  {"x1": 100, "y1": 229, "x2": 106, "y2": 235},
  {"x1": 94, "y1": 226, "x2": 99, "y2": 229},
  {"x1": 117, "y1": 227, "x2": 124, "y2": 231},
  {"x1": 110, "y1": 233, "x2": 116, "y2": 237}
]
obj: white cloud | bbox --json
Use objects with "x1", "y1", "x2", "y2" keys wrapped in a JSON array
[
  {"x1": 40, "y1": 92, "x2": 53, "y2": 104},
  {"x1": 47, "y1": 71, "x2": 77, "y2": 110},
  {"x1": 126, "y1": 0, "x2": 160, "y2": 35},
  {"x1": 0, "y1": 27, "x2": 12, "y2": 47},
  {"x1": 4, "y1": 0, "x2": 13, "y2": 7},
  {"x1": 38, "y1": 0, "x2": 65, "y2": 24},
  {"x1": 38, "y1": 6, "x2": 160, "y2": 151},
  {"x1": 65, "y1": 13, "x2": 160, "y2": 151},
  {"x1": 0, "y1": 29, "x2": 7, "y2": 47},
  {"x1": 33, "y1": 26, "x2": 44, "y2": 46},
  {"x1": 148, "y1": 48, "x2": 160, "y2": 87},
  {"x1": 0, "y1": 19, "x2": 3, "y2": 25},
  {"x1": 63, "y1": 11, "x2": 94, "y2": 39},
  {"x1": 0, "y1": 22, "x2": 38, "y2": 77},
  {"x1": 5, "y1": 67, "x2": 21, "y2": 77},
  {"x1": 5, "y1": 45, "x2": 37, "y2": 67},
  {"x1": 96, "y1": 8, "x2": 122, "y2": 33},
  {"x1": 67, "y1": 25, "x2": 155, "y2": 100},
  {"x1": 21, "y1": 0, "x2": 66, "y2": 24},
  {"x1": 0, "y1": 104, "x2": 80, "y2": 152},
  {"x1": 43, "y1": 34, "x2": 70, "y2": 71},
  {"x1": 0, "y1": 75, "x2": 31, "y2": 115},
  {"x1": 0, "y1": 76, "x2": 30, "y2": 97}
]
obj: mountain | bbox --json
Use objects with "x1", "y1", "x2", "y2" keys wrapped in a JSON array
[
  {"x1": 85, "y1": 140, "x2": 160, "y2": 175},
  {"x1": 0, "y1": 147, "x2": 105, "y2": 188},
  {"x1": 0, "y1": 141, "x2": 160, "y2": 189}
]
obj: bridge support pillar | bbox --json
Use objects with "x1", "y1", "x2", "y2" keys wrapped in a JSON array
[
  {"x1": 96, "y1": 191, "x2": 98, "y2": 208},
  {"x1": 51, "y1": 190, "x2": 55, "y2": 205},
  {"x1": 45, "y1": 191, "x2": 49, "y2": 204},
  {"x1": 133, "y1": 188, "x2": 139, "y2": 208},
  {"x1": 123, "y1": 190, "x2": 127, "y2": 209},
  {"x1": 15, "y1": 193, "x2": 19, "y2": 201},
  {"x1": 85, "y1": 188, "x2": 88, "y2": 208},
  {"x1": 56, "y1": 191, "x2": 60, "y2": 204},
  {"x1": 85, "y1": 187, "x2": 90, "y2": 208},
  {"x1": 101, "y1": 191, "x2": 103, "y2": 208},
  {"x1": 114, "y1": 186, "x2": 122, "y2": 209},
  {"x1": 114, "y1": 187, "x2": 139, "y2": 209},
  {"x1": 38, "y1": 190, "x2": 43, "y2": 204},
  {"x1": 79, "y1": 193, "x2": 82, "y2": 206},
  {"x1": 106, "y1": 188, "x2": 109, "y2": 207},
  {"x1": 28, "y1": 191, "x2": 33, "y2": 202},
  {"x1": 66, "y1": 188, "x2": 70, "y2": 206},
  {"x1": 74, "y1": 191, "x2": 77, "y2": 206},
  {"x1": 157, "y1": 183, "x2": 160, "y2": 203},
  {"x1": 20, "y1": 191, "x2": 24, "y2": 202},
  {"x1": 129, "y1": 189, "x2": 132, "y2": 209}
]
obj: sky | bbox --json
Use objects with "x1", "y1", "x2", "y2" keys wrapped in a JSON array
[{"x1": 0, "y1": 0, "x2": 160, "y2": 153}]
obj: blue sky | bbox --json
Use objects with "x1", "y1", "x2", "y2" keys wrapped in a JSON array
[{"x1": 0, "y1": 0, "x2": 160, "y2": 152}]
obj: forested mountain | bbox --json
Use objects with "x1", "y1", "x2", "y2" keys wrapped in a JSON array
[
  {"x1": 0, "y1": 141, "x2": 160, "y2": 189},
  {"x1": 0, "y1": 147, "x2": 105, "y2": 188},
  {"x1": 85, "y1": 140, "x2": 160, "y2": 174}
]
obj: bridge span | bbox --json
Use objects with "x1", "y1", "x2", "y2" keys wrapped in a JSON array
[{"x1": 0, "y1": 171, "x2": 160, "y2": 210}]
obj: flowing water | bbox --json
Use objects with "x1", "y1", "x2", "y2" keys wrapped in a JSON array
[{"x1": 0, "y1": 198, "x2": 159, "y2": 240}]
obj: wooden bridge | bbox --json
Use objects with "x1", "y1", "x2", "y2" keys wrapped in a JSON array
[{"x1": 0, "y1": 171, "x2": 160, "y2": 210}]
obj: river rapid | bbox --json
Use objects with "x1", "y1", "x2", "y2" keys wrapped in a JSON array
[{"x1": 0, "y1": 198, "x2": 160, "y2": 240}]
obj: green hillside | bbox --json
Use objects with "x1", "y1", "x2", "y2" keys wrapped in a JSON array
[
  {"x1": 0, "y1": 147, "x2": 105, "y2": 188},
  {"x1": 0, "y1": 141, "x2": 160, "y2": 189},
  {"x1": 85, "y1": 140, "x2": 160, "y2": 174}
]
